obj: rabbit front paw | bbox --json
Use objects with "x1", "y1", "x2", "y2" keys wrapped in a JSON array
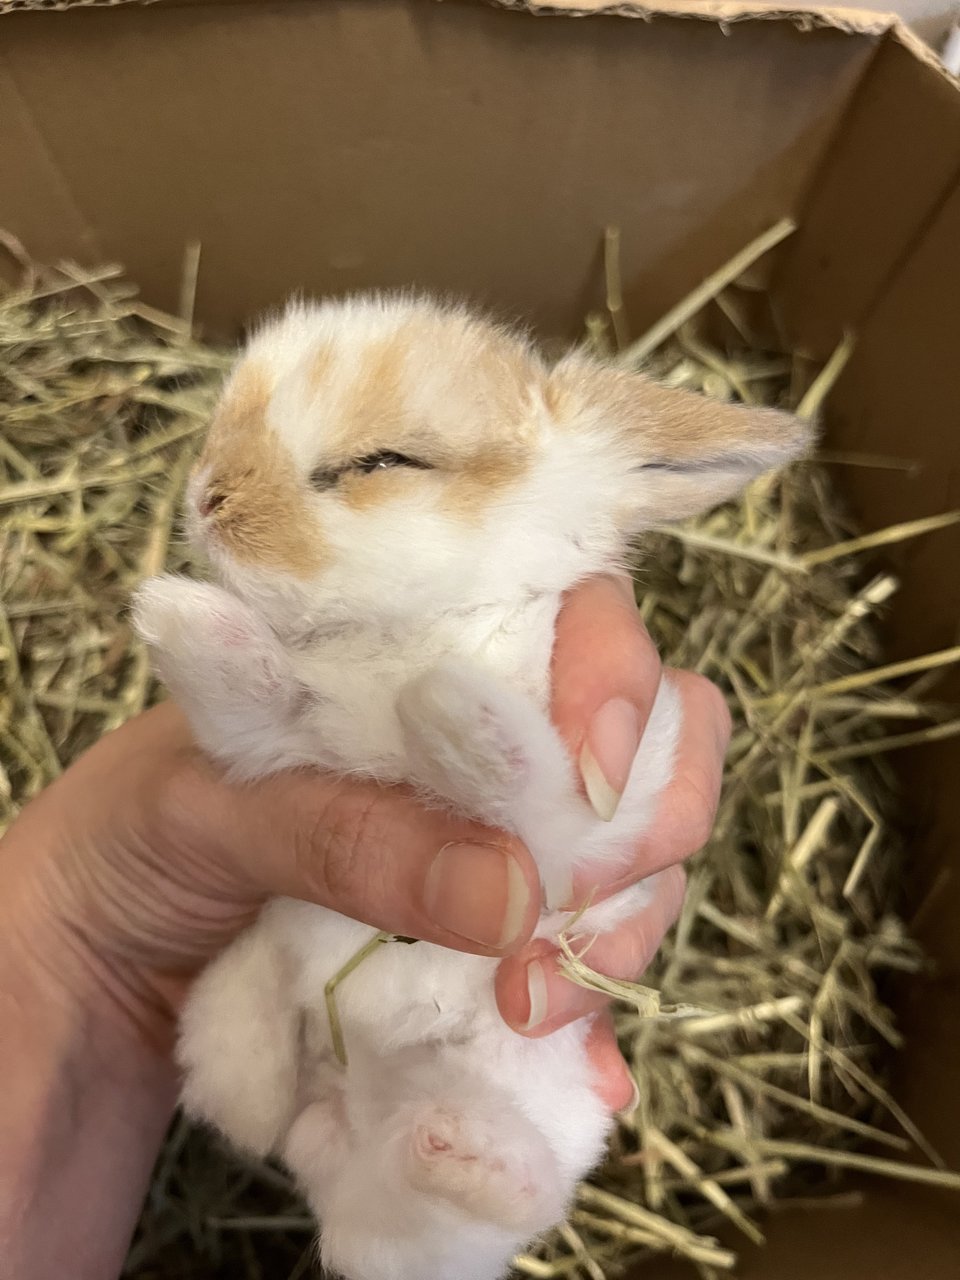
[
  {"x1": 133, "y1": 576, "x2": 283, "y2": 699},
  {"x1": 132, "y1": 575, "x2": 306, "y2": 770},
  {"x1": 396, "y1": 658, "x2": 570, "y2": 827}
]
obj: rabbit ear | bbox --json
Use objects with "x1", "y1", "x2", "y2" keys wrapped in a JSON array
[{"x1": 547, "y1": 355, "x2": 812, "y2": 524}]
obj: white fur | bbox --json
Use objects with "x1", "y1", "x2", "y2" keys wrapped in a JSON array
[{"x1": 133, "y1": 293, "x2": 809, "y2": 1280}]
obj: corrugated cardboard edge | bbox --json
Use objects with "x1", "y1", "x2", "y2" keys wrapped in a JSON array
[
  {"x1": 0, "y1": 0, "x2": 954, "y2": 86},
  {"x1": 896, "y1": 20, "x2": 960, "y2": 83},
  {"x1": 0, "y1": 0, "x2": 927, "y2": 36},
  {"x1": 0, "y1": 0, "x2": 153, "y2": 10},
  {"x1": 504, "y1": 0, "x2": 959, "y2": 83},
  {"x1": 502, "y1": 0, "x2": 896, "y2": 34}
]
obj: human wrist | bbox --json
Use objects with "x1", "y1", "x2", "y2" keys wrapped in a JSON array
[
  {"x1": 0, "y1": 850, "x2": 177, "y2": 1279},
  {"x1": 0, "y1": 804, "x2": 181, "y2": 1064},
  {"x1": 0, "y1": 884, "x2": 177, "y2": 1141}
]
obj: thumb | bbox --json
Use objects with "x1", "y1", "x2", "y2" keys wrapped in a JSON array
[{"x1": 180, "y1": 753, "x2": 541, "y2": 958}]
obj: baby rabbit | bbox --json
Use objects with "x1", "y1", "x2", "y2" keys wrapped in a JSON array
[{"x1": 134, "y1": 293, "x2": 810, "y2": 1280}]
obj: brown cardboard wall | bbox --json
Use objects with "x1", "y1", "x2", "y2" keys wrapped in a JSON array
[
  {"x1": 0, "y1": 71, "x2": 97, "y2": 266},
  {"x1": 717, "y1": 166, "x2": 960, "y2": 1280},
  {"x1": 745, "y1": 121, "x2": 960, "y2": 1272},
  {"x1": 776, "y1": 32, "x2": 960, "y2": 355},
  {"x1": 815, "y1": 172, "x2": 960, "y2": 1155},
  {"x1": 650, "y1": 1180, "x2": 960, "y2": 1279},
  {"x1": 1, "y1": 0, "x2": 870, "y2": 340},
  {"x1": 2, "y1": 3, "x2": 960, "y2": 1276}
]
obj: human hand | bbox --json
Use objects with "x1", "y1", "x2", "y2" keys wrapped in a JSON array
[
  {"x1": 0, "y1": 575, "x2": 729, "y2": 1106},
  {"x1": 499, "y1": 574, "x2": 731, "y2": 1107}
]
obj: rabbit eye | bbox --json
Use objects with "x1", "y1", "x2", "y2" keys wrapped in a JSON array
[
  {"x1": 353, "y1": 451, "x2": 432, "y2": 474},
  {"x1": 308, "y1": 451, "x2": 432, "y2": 492},
  {"x1": 308, "y1": 466, "x2": 340, "y2": 492}
]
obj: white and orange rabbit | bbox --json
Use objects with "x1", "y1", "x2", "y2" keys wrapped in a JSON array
[{"x1": 133, "y1": 294, "x2": 810, "y2": 1280}]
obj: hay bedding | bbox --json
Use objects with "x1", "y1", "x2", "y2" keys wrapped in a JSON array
[{"x1": 2, "y1": 224, "x2": 960, "y2": 1280}]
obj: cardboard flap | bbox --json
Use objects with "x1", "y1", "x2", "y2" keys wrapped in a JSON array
[
  {"x1": 0, "y1": 0, "x2": 874, "y2": 337},
  {"x1": 0, "y1": 0, "x2": 913, "y2": 37},
  {"x1": 776, "y1": 30, "x2": 960, "y2": 355},
  {"x1": 511, "y1": 0, "x2": 899, "y2": 32},
  {"x1": 815, "y1": 169, "x2": 960, "y2": 1171}
]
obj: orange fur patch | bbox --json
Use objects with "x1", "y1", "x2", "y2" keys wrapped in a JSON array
[
  {"x1": 549, "y1": 358, "x2": 793, "y2": 460},
  {"x1": 441, "y1": 445, "x2": 529, "y2": 519},
  {"x1": 198, "y1": 308, "x2": 545, "y2": 555},
  {"x1": 337, "y1": 466, "x2": 424, "y2": 513},
  {"x1": 471, "y1": 332, "x2": 541, "y2": 447},
  {"x1": 327, "y1": 317, "x2": 537, "y2": 518},
  {"x1": 198, "y1": 362, "x2": 325, "y2": 576}
]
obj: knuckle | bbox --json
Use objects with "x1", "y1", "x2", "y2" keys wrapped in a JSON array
[
  {"x1": 293, "y1": 786, "x2": 385, "y2": 911},
  {"x1": 688, "y1": 672, "x2": 733, "y2": 746},
  {"x1": 619, "y1": 917, "x2": 657, "y2": 979},
  {"x1": 151, "y1": 746, "x2": 220, "y2": 852},
  {"x1": 675, "y1": 760, "x2": 722, "y2": 855},
  {"x1": 668, "y1": 861, "x2": 688, "y2": 897},
  {"x1": 659, "y1": 864, "x2": 687, "y2": 923},
  {"x1": 590, "y1": 915, "x2": 655, "y2": 982},
  {"x1": 630, "y1": 615, "x2": 662, "y2": 677}
]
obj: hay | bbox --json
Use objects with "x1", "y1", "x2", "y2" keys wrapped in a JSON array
[
  {"x1": 1, "y1": 225, "x2": 959, "y2": 1279},
  {"x1": 0, "y1": 236, "x2": 229, "y2": 820}
]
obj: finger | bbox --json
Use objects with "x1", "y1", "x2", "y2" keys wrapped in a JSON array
[
  {"x1": 495, "y1": 865, "x2": 685, "y2": 1035},
  {"x1": 156, "y1": 709, "x2": 541, "y2": 959},
  {"x1": 576, "y1": 670, "x2": 731, "y2": 903},
  {"x1": 584, "y1": 1011, "x2": 636, "y2": 1113},
  {"x1": 550, "y1": 574, "x2": 663, "y2": 823}
]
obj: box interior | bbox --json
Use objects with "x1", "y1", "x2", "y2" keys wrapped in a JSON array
[{"x1": 1, "y1": 0, "x2": 959, "y2": 1272}]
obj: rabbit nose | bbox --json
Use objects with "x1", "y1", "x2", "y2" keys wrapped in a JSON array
[{"x1": 198, "y1": 486, "x2": 226, "y2": 518}]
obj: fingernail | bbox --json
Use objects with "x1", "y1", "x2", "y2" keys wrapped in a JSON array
[
  {"x1": 580, "y1": 697, "x2": 643, "y2": 821},
  {"x1": 617, "y1": 1077, "x2": 641, "y2": 1120},
  {"x1": 424, "y1": 842, "x2": 530, "y2": 950},
  {"x1": 521, "y1": 958, "x2": 550, "y2": 1032},
  {"x1": 519, "y1": 956, "x2": 600, "y2": 1033}
]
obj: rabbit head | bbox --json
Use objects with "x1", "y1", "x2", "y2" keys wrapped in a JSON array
[{"x1": 188, "y1": 293, "x2": 810, "y2": 631}]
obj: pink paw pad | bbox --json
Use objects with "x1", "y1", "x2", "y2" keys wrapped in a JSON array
[{"x1": 406, "y1": 1108, "x2": 553, "y2": 1231}]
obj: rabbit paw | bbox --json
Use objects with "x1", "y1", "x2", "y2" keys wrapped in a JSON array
[
  {"x1": 133, "y1": 576, "x2": 306, "y2": 768},
  {"x1": 404, "y1": 1104, "x2": 565, "y2": 1233},
  {"x1": 396, "y1": 658, "x2": 571, "y2": 826},
  {"x1": 133, "y1": 576, "x2": 283, "y2": 697}
]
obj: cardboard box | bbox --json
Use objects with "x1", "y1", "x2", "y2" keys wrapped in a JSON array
[
  {"x1": 802, "y1": 0, "x2": 957, "y2": 47},
  {"x1": 1, "y1": 0, "x2": 958, "y2": 1274}
]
